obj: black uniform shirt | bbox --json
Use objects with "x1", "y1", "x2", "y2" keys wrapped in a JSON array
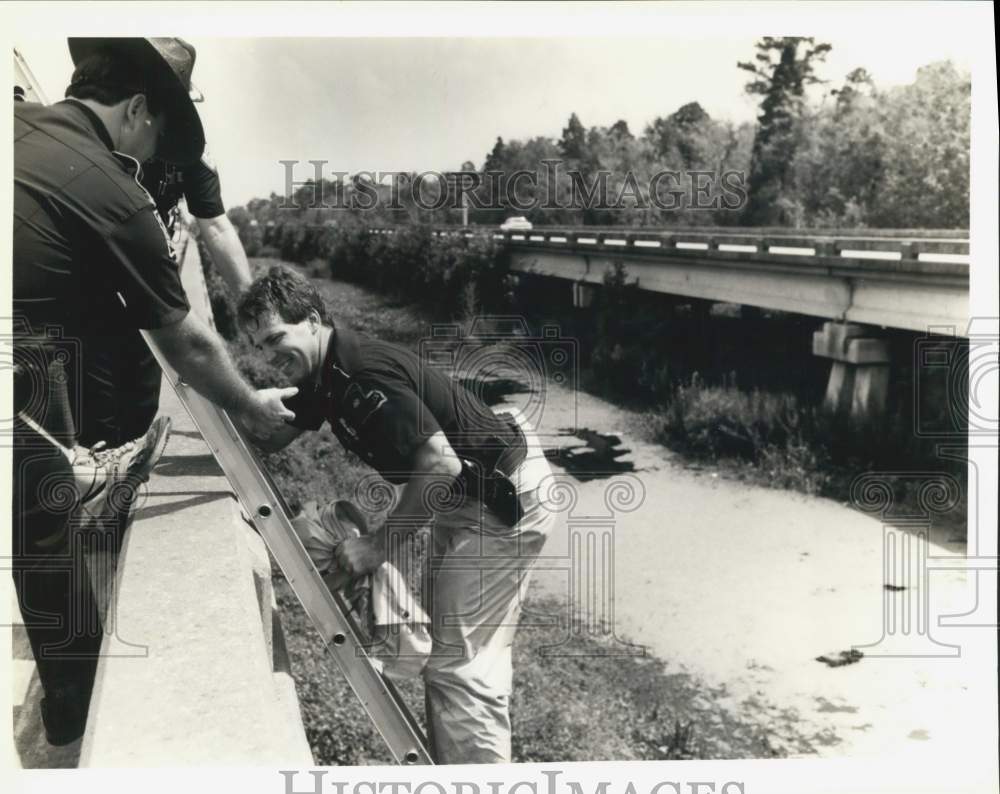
[
  {"x1": 284, "y1": 326, "x2": 515, "y2": 484},
  {"x1": 141, "y1": 153, "x2": 225, "y2": 228},
  {"x1": 13, "y1": 99, "x2": 190, "y2": 340}
]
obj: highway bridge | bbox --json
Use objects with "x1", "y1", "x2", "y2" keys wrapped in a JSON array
[
  {"x1": 370, "y1": 225, "x2": 971, "y2": 335},
  {"x1": 368, "y1": 224, "x2": 971, "y2": 420}
]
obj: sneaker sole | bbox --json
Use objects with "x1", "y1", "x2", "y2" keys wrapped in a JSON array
[
  {"x1": 90, "y1": 416, "x2": 173, "y2": 527},
  {"x1": 126, "y1": 416, "x2": 173, "y2": 484}
]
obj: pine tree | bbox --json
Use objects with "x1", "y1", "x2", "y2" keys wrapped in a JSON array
[
  {"x1": 739, "y1": 37, "x2": 832, "y2": 226},
  {"x1": 559, "y1": 113, "x2": 588, "y2": 160},
  {"x1": 484, "y1": 136, "x2": 507, "y2": 172}
]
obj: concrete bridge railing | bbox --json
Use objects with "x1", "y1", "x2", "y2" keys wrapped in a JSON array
[
  {"x1": 365, "y1": 224, "x2": 971, "y2": 334},
  {"x1": 367, "y1": 224, "x2": 969, "y2": 261},
  {"x1": 78, "y1": 230, "x2": 313, "y2": 766},
  {"x1": 362, "y1": 223, "x2": 971, "y2": 422}
]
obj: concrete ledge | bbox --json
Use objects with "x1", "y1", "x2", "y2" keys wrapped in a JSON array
[{"x1": 78, "y1": 230, "x2": 312, "y2": 766}]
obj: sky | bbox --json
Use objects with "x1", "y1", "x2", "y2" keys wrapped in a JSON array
[{"x1": 15, "y1": 31, "x2": 972, "y2": 208}]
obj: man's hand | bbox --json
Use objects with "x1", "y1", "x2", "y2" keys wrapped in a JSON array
[
  {"x1": 333, "y1": 534, "x2": 386, "y2": 580},
  {"x1": 239, "y1": 386, "x2": 298, "y2": 438}
]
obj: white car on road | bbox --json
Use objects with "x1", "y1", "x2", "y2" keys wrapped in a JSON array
[{"x1": 499, "y1": 216, "x2": 533, "y2": 231}]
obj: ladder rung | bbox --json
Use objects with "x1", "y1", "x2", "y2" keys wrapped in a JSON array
[{"x1": 141, "y1": 330, "x2": 433, "y2": 765}]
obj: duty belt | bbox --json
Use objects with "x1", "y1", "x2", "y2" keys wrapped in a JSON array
[{"x1": 451, "y1": 412, "x2": 532, "y2": 527}]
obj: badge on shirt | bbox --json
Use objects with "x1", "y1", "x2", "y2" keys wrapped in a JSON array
[
  {"x1": 341, "y1": 382, "x2": 388, "y2": 433},
  {"x1": 151, "y1": 205, "x2": 176, "y2": 260}
]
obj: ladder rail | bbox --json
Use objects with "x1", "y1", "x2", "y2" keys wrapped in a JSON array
[
  {"x1": 140, "y1": 331, "x2": 432, "y2": 765},
  {"x1": 14, "y1": 46, "x2": 50, "y2": 104}
]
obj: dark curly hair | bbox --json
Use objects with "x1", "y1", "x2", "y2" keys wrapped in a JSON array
[
  {"x1": 237, "y1": 266, "x2": 332, "y2": 331},
  {"x1": 65, "y1": 49, "x2": 166, "y2": 116}
]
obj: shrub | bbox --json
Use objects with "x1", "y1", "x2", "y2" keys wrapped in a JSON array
[
  {"x1": 262, "y1": 221, "x2": 511, "y2": 321},
  {"x1": 654, "y1": 374, "x2": 837, "y2": 495},
  {"x1": 661, "y1": 374, "x2": 814, "y2": 459}
]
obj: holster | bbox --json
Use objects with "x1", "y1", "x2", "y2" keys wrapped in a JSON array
[{"x1": 452, "y1": 413, "x2": 529, "y2": 527}]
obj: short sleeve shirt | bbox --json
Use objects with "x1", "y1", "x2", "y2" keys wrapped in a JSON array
[
  {"x1": 13, "y1": 99, "x2": 190, "y2": 340},
  {"x1": 141, "y1": 152, "x2": 225, "y2": 225},
  {"x1": 284, "y1": 326, "x2": 516, "y2": 485}
]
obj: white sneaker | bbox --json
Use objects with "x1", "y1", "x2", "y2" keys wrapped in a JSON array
[{"x1": 77, "y1": 417, "x2": 172, "y2": 525}]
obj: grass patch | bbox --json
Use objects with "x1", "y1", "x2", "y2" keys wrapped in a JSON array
[
  {"x1": 511, "y1": 593, "x2": 779, "y2": 762},
  {"x1": 277, "y1": 580, "x2": 781, "y2": 764},
  {"x1": 652, "y1": 374, "x2": 834, "y2": 497},
  {"x1": 274, "y1": 578, "x2": 419, "y2": 765}
]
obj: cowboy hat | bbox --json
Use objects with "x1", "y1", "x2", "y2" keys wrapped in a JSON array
[{"x1": 68, "y1": 38, "x2": 205, "y2": 164}]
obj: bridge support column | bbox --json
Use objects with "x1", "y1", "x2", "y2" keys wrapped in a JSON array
[
  {"x1": 812, "y1": 322, "x2": 891, "y2": 423},
  {"x1": 572, "y1": 281, "x2": 597, "y2": 308}
]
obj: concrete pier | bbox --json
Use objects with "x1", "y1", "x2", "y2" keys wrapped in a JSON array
[{"x1": 812, "y1": 321, "x2": 892, "y2": 422}]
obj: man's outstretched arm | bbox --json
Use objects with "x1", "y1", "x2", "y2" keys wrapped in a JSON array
[
  {"x1": 106, "y1": 203, "x2": 286, "y2": 433},
  {"x1": 197, "y1": 214, "x2": 252, "y2": 294},
  {"x1": 147, "y1": 311, "x2": 296, "y2": 438}
]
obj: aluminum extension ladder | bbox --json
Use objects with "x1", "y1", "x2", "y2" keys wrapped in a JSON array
[
  {"x1": 141, "y1": 333, "x2": 432, "y2": 765},
  {"x1": 14, "y1": 42, "x2": 431, "y2": 764}
]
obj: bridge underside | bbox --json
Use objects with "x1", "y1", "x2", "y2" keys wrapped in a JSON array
[{"x1": 510, "y1": 248, "x2": 969, "y2": 335}]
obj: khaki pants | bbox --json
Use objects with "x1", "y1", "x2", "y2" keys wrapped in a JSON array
[
  {"x1": 420, "y1": 412, "x2": 556, "y2": 764},
  {"x1": 295, "y1": 411, "x2": 556, "y2": 764}
]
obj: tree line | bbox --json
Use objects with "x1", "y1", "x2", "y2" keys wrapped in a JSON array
[{"x1": 230, "y1": 37, "x2": 970, "y2": 233}]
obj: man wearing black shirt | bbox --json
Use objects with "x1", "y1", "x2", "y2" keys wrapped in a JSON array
[
  {"x1": 237, "y1": 266, "x2": 557, "y2": 764},
  {"x1": 12, "y1": 38, "x2": 294, "y2": 745},
  {"x1": 142, "y1": 151, "x2": 251, "y2": 293}
]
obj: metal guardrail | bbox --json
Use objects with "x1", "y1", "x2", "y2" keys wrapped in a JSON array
[
  {"x1": 364, "y1": 225, "x2": 970, "y2": 271},
  {"x1": 279, "y1": 223, "x2": 970, "y2": 330}
]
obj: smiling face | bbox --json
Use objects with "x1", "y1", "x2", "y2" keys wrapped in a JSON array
[{"x1": 247, "y1": 310, "x2": 323, "y2": 386}]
